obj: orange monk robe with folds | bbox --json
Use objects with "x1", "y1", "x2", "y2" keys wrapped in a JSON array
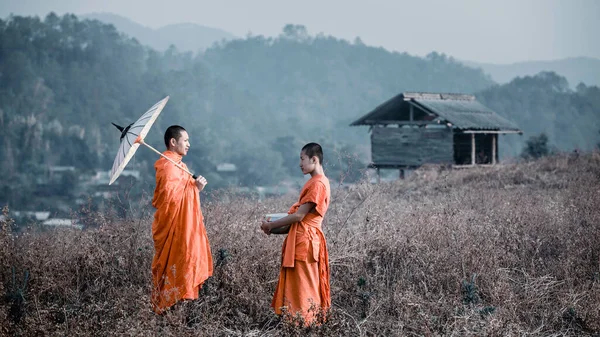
[
  {"x1": 272, "y1": 174, "x2": 331, "y2": 323},
  {"x1": 151, "y1": 150, "x2": 213, "y2": 314}
]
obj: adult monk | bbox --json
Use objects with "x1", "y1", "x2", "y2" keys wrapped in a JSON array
[
  {"x1": 151, "y1": 125, "x2": 213, "y2": 314},
  {"x1": 260, "y1": 142, "x2": 331, "y2": 325}
]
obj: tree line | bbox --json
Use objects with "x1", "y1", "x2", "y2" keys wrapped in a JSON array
[{"x1": 0, "y1": 15, "x2": 598, "y2": 212}]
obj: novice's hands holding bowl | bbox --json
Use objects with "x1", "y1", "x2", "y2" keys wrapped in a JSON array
[{"x1": 261, "y1": 213, "x2": 291, "y2": 235}]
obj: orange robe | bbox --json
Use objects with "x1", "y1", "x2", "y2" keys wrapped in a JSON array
[
  {"x1": 151, "y1": 150, "x2": 213, "y2": 314},
  {"x1": 272, "y1": 174, "x2": 331, "y2": 324}
]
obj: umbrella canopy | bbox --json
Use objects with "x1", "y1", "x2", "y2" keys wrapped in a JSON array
[{"x1": 109, "y1": 96, "x2": 170, "y2": 185}]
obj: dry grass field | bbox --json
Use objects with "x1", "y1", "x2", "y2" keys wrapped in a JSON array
[{"x1": 1, "y1": 153, "x2": 599, "y2": 336}]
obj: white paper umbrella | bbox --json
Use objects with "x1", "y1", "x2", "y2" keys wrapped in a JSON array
[{"x1": 109, "y1": 96, "x2": 196, "y2": 185}]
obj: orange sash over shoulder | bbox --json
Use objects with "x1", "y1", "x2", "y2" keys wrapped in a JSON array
[
  {"x1": 151, "y1": 150, "x2": 213, "y2": 314},
  {"x1": 272, "y1": 174, "x2": 331, "y2": 322}
]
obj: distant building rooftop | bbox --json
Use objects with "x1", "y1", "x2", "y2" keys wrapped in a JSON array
[
  {"x1": 217, "y1": 163, "x2": 237, "y2": 172},
  {"x1": 43, "y1": 218, "x2": 82, "y2": 230},
  {"x1": 90, "y1": 169, "x2": 140, "y2": 185},
  {"x1": 121, "y1": 169, "x2": 141, "y2": 180},
  {"x1": 12, "y1": 211, "x2": 51, "y2": 221},
  {"x1": 49, "y1": 166, "x2": 76, "y2": 172}
]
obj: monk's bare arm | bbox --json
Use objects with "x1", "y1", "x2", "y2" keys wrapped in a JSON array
[{"x1": 261, "y1": 203, "x2": 315, "y2": 233}]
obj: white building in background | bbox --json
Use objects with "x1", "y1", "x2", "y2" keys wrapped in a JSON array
[
  {"x1": 12, "y1": 211, "x2": 51, "y2": 221},
  {"x1": 42, "y1": 218, "x2": 82, "y2": 230},
  {"x1": 120, "y1": 169, "x2": 141, "y2": 180},
  {"x1": 89, "y1": 169, "x2": 140, "y2": 185},
  {"x1": 216, "y1": 163, "x2": 237, "y2": 172},
  {"x1": 90, "y1": 170, "x2": 111, "y2": 185}
]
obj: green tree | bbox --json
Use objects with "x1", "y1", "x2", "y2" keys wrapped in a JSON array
[
  {"x1": 272, "y1": 136, "x2": 302, "y2": 176},
  {"x1": 522, "y1": 133, "x2": 549, "y2": 159},
  {"x1": 57, "y1": 170, "x2": 78, "y2": 197},
  {"x1": 478, "y1": 72, "x2": 600, "y2": 159}
]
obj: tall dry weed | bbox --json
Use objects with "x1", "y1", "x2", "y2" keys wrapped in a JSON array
[{"x1": 1, "y1": 153, "x2": 599, "y2": 336}]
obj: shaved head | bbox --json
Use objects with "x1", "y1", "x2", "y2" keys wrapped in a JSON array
[{"x1": 301, "y1": 142, "x2": 323, "y2": 164}]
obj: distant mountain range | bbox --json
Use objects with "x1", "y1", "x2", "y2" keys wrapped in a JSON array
[
  {"x1": 82, "y1": 12, "x2": 236, "y2": 53},
  {"x1": 464, "y1": 57, "x2": 600, "y2": 87},
  {"x1": 84, "y1": 13, "x2": 600, "y2": 88}
]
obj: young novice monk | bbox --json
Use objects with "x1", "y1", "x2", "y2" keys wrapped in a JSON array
[
  {"x1": 151, "y1": 125, "x2": 213, "y2": 314},
  {"x1": 260, "y1": 142, "x2": 331, "y2": 324}
]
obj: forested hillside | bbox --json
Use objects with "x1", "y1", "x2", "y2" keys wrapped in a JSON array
[
  {"x1": 202, "y1": 25, "x2": 495, "y2": 145},
  {"x1": 466, "y1": 57, "x2": 600, "y2": 88},
  {"x1": 1, "y1": 14, "x2": 599, "y2": 212},
  {"x1": 478, "y1": 72, "x2": 600, "y2": 157}
]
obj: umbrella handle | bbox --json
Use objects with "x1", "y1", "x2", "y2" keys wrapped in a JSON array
[{"x1": 137, "y1": 139, "x2": 198, "y2": 179}]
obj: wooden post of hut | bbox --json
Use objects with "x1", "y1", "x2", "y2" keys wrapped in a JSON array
[
  {"x1": 471, "y1": 133, "x2": 476, "y2": 166},
  {"x1": 492, "y1": 134, "x2": 497, "y2": 164}
]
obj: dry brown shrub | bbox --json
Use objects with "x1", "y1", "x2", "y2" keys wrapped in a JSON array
[{"x1": 1, "y1": 153, "x2": 599, "y2": 335}]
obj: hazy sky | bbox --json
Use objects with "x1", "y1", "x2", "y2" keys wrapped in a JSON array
[{"x1": 1, "y1": 0, "x2": 599, "y2": 64}]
